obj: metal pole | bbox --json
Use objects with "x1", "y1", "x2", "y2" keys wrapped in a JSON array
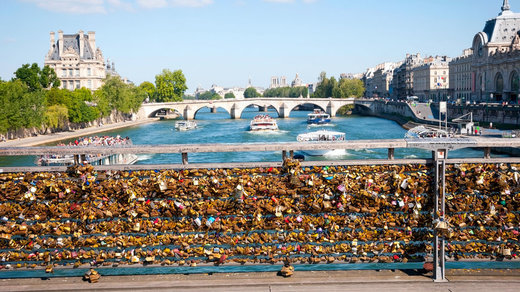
[{"x1": 433, "y1": 150, "x2": 447, "y2": 282}]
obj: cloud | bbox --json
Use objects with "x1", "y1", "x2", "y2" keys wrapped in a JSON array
[
  {"x1": 137, "y1": 0, "x2": 213, "y2": 8},
  {"x1": 263, "y1": 0, "x2": 318, "y2": 3},
  {"x1": 21, "y1": 0, "x2": 107, "y2": 14},
  {"x1": 107, "y1": 0, "x2": 134, "y2": 11}
]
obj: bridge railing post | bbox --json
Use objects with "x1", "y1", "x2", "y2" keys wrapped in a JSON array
[{"x1": 432, "y1": 149, "x2": 447, "y2": 283}]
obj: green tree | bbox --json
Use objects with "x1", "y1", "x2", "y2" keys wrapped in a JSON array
[
  {"x1": 224, "y1": 92, "x2": 236, "y2": 99},
  {"x1": 68, "y1": 88, "x2": 100, "y2": 123},
  {"x1": 244, "y1": 87, "x2": 260, "y2": 98},
  {"x1": 155, "y1": 69, "x2": 187, "y2": 102},
  {"x1": 44, "y1": 104, "x2": 69, "y2": 130},
  {"x1": 0, "y1": 80, "x2": 45, "y2": 132},
  {"x1": 14, "y1": 63, "x2": 60, "y2": 91},
  {"x1": 198, "y1": 91, "x2": 221, "y2": 100},
  {"x1": 139, "y1": 81, "x2": 156, "y2": 102},
  {"x1": 338, "y1": 78, "x2": 365, "y2": 98},
  {"x1": 95, "y1": 76, "x2": 144, "y2": 116}
]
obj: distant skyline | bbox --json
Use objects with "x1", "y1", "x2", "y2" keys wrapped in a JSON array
[{"x1": 0, "y1": 0, "x2": 510, "y2": 92}]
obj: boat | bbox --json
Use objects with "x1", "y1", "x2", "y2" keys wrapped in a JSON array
[
  {"x1": 37, "y1": 135, "x2": 138, "y2": 166},
  {"x1": 175, "y1": 120, "x2": 197, "y2": 131},
  {"x1": 307, "y1": 109, "x2": 331, "y2": 125},
  {"x1": 404, "y1": 126, "x2": 453, "y2": 139},
  {"x1": 296, "y1": 130, "x2": 346, "y2": 156},
  {"x1": 249, "y1": 115, "x2": 278, "y2": 131}
]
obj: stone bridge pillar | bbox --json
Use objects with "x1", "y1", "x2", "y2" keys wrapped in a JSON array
[
  {"x1": 230, "y1": 104, "x2": 240, "y2": 119},
  {"x1": 259, "y1": 106, "x2": 268, "y2": 112},
  {"x1": 279, "y1": 103, "x2": 289, "y2": 118},
  {"x1": 326, "y1": 102, "x2": 336, "y2": 117},
  {"x1": 211, "y1": 106, "x2": 217, "y2": 113},
  {"x1": 183, "y1": 106, "x2": 195, "y2": 120}
]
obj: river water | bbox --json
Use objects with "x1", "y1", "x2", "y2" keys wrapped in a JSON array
[{"x1": 0, "y1": 107, "x2": 500, "y2": 167}]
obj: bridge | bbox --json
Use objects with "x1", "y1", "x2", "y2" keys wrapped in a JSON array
[{"x1": 137, "y1": 97, "x2": 360, "y2": 120}]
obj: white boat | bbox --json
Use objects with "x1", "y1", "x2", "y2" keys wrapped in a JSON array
[
  {"x1": 249, "y1": 115, "x2": 278, "y2": 131},
  {"x1": 296, "y1": 130, "x2": 346, "y2": 156},
  {"x1": 37, "y1": 135, "x2": 138, "y2": 166},
  {"x1": 307, "y1": 109, "x2": 331, "y2": 125},
  {"x1": 175, "y1": 120, "x2": 197, "y2": 131}
]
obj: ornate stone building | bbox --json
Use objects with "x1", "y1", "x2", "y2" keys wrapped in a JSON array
[
  {"x1": 364, "y1": 62, "x2": 401, "y2": 98},
  {"x1": 450, "y1": 0, "x2": 520, "y2": 104},
  {"x1": 44, "y1": 30, "x2": 107, "y2": 91},
  {"x1": 412, "y1": 56, "x2": 451, "y2": 101},
  {"x1": 391, "y1": 53, "x2": 424, "y2": 100}
]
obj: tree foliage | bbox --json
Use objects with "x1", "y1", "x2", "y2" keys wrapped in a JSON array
[
  {"x1": 244, "y1": 87, "x2": 261, "y2": 98},
  {"x1": 44, "y1": 104, "x2": 69, "y2": 130},
  {"x1": 155, "y1": 69, "x2": 188, "y2": 102},
  {"x1": 224, "y1": 92, "x2": 236, "y2": 99},
  {"x1": 0, "y1": 80, "x2": 45, "y2": 132},
  {"x1": 139, "y1": 81, "x2": 156, "y2": 101},
  {"x1": 263, "y1": 86, "x2": 308, "y2": 98},
  {"x1": 312, "y1": 71, "x2": 364, "y2": 98},
  {"x1": 14, "y1": 63, "x2": 60, "y2": 91},
  {"x1": 95, "y1": 76, "x2": 145, "y2": 115},
  {"x1": 198, "y1": 91, "x2": 221, "y2": 100}
]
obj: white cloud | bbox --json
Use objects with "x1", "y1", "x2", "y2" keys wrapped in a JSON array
[
  {"x1": 137, "y1": 0, "x2": 213, "y2": 8},
  {"x1": 22, "y1": 0, "x2": 107, "y2": 14},
  {"x1": 169, "y1": 0, "x2": 213, "y2": 7},
  {"x1": 107, "y1": 0, "x2": 134, "y2": 11},
  {"x1": 136, "y1": 0, "x2": 167, "y2": 9}
]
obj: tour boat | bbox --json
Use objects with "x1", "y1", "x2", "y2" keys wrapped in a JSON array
[
  {"x1": 175, "y1": 120, "x2": 197, "y2": 131},
  {"x1": 296, "y1": 130, "x2": 346, "y2": 156},
  {"x1": 307, "y1": 109, "x2": 331, "y2": 125},
  {"x1": 37, "y1": 135, "x2": 138, "y2": 166},
  {"x1": 249, "y1": 115, "x2": 279, "y2": 131}
]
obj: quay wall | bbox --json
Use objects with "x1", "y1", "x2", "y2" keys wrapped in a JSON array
[{"x1": 0, "y1": 161, "x2": 519, "y2": 276}]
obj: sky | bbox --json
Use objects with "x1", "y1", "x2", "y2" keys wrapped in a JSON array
[{"x1": 0, "y1": 0, "x2": 509, "y2": 92}]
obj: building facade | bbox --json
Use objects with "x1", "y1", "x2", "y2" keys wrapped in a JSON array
[
  {"x1": 270, "y1": 76, "x2": 287, "y2": 88},
  {"x1": 391, "y1": 53, "x2": 424, "y2": 100},
  {"x1": 364, "y1": 62, "x2": 400, "y2": 98},
  {"x1": 450, "y1": 0, "x2": 520, "y2": 104},
  {"x1": 44, "y1": 30, "x2": 108, "y2": 91},
  {"x1": 412, "y1": 56, "x2": 451, "y2": 101}
]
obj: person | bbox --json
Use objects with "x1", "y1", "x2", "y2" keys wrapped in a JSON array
[{"x1": 490, "y1": 122, "x2": 493, "y2": 129}]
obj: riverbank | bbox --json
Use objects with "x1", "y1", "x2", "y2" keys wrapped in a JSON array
[{"x1": 0, "y1": 118, "x2": 158, "y2": 147}]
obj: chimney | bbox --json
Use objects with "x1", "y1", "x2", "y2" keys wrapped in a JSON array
[
  {"x1": 49, "y1": 31, "x2": 55, "y2": 50},
  {"x1": 58, "y1": 30, "x2": 64, "y2": 57},
  {"x1": 79, "y1": 30, "x2": 84, "y2": 58},
  {"x1": 87, "y1": 31, "x2": 96, "y2": 52}
]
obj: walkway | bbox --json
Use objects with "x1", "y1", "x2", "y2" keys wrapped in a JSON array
[{"x1": 1, "y1": 269, "x2": 519, "y2": 291}]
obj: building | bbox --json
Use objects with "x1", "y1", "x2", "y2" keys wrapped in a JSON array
[
  {"x1": 391, "y1": 53, "x2": 424, "y2": 100},
  {"x1": 449, "y1": 0, "x2": 520, "y2": 104},
  {"x1": 364, "y1": 62, "x2": 401, "y2": 98},
  {"x1": 291, "y1": 73, "x2": 303, "y2": 87},
  {"x1": 45, "y1": 30, "x2": 109, "y2": 91},
  {"x1": 412, "y1": 56, "x2": 451, "y2": 102},
  {"x1": 270, "y1": 76, "x2": 287, "y2": 88}
]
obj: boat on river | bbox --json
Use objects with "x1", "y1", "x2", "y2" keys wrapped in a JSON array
[
  {"x1": 175, "y1": 120, "x2": 197, "y2": 131},
  {"x1": 296, "y1": 130, "x2": 346, "y2": 156},
  {"x1": 249, "y1": 115, "x2": 278, "y2": 131},
  {"x1": 307, "y1": 109, "x2": 331, "y2": 125},
  {"x1": 37, "y1": 135, "x2": 138, "y2": 166}
]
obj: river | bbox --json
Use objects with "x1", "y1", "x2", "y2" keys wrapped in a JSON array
[{"x1": 0, "y1": 107, "x2": 501, "y2": 167}]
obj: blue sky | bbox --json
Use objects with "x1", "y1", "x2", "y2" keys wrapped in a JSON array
[{"x1": 0, "y1": 0, "x2": 508, "y2": 92}]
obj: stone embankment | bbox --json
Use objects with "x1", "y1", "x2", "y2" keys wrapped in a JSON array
[{"x1": 0, "y1": 160, "x2": 518, "y2": 275}]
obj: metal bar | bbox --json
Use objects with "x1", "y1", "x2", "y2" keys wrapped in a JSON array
[
  {"x1": 388, "y1": 148, "x2": 395, "y2": 160},
  {"x1": 282, "y1": 150, "x2": 287, "y2": 161},
  {"x1": 289, "y1": 150, "x2": 294, "y2": 158},
  {"x1": 181, "y1": 153, "x2": 188, "y2": 165},
  {"x1": 484, "y1": 147, "x2": 491, "y2": 159}
]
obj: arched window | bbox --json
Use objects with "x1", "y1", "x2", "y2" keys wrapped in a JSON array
[
  {"x1": 511, "y1": 71, "x2": 519, "y2": 93},
  {"x1": 495, "y1": 72, "x2": 504, "y2": 93}
]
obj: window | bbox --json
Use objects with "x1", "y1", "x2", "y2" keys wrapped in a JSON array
[
  {"x1": 75, "y1": 69, "x2": 79, "y2": 77},
  {"x1": 62, "y1": 69, "x2": 67, "y2": 77},
  {"x1": 69, "y1": 81, "x2": 74, "y2": 89},
  {"x1": 68, "y1": 69, "x2": 73, "y2": 77},
  {"x1": 87, "y1": 80, "x2": 92, "y2": 89},
  {"x1": 87, "y1": 68, "x2": 91, "y2": 76},
  {"x1": 75, "y1": 80, "x2": 80, "y2": 89}
]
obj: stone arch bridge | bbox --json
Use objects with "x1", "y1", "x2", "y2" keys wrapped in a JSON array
[{"x1": 137, "y1": 98, "x2": 367, "y2": 120}]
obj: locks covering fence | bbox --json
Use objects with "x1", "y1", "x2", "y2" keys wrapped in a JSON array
[{"x1": 0, "y1": 162, "x2": 518, "y2": 270}]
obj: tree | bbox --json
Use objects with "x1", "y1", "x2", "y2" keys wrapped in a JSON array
[
  {"x1": 0, "y1": 80, "x2": 45, "y2": 132},
  {"x1": 94, "y1": 76, "x2": 145, "y2": 116},
  {"x1": 139, "y1": 81, "x2": 156, "y2": 102},
  {"x1": 338, "y1": 78, "x2": 365, "y2": 98},
  {"x1": 224, "y1": 92, "x2": 236, "y2": 99},
  {"x1": 198, "y1": 91, "x2": 221, "y2": 100},
  {"x1": 155, "y1": 69, "x2": 188, "y2": 102},
  {"x1": 244, "y1": 87, "x2": 260, "y2": 98},
  {"x1": 44, "y1": 105, "x2": 68, "y2": 130},
  {"x1": 14, "y1": 63, "x2": 60, "y2": 91}
]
